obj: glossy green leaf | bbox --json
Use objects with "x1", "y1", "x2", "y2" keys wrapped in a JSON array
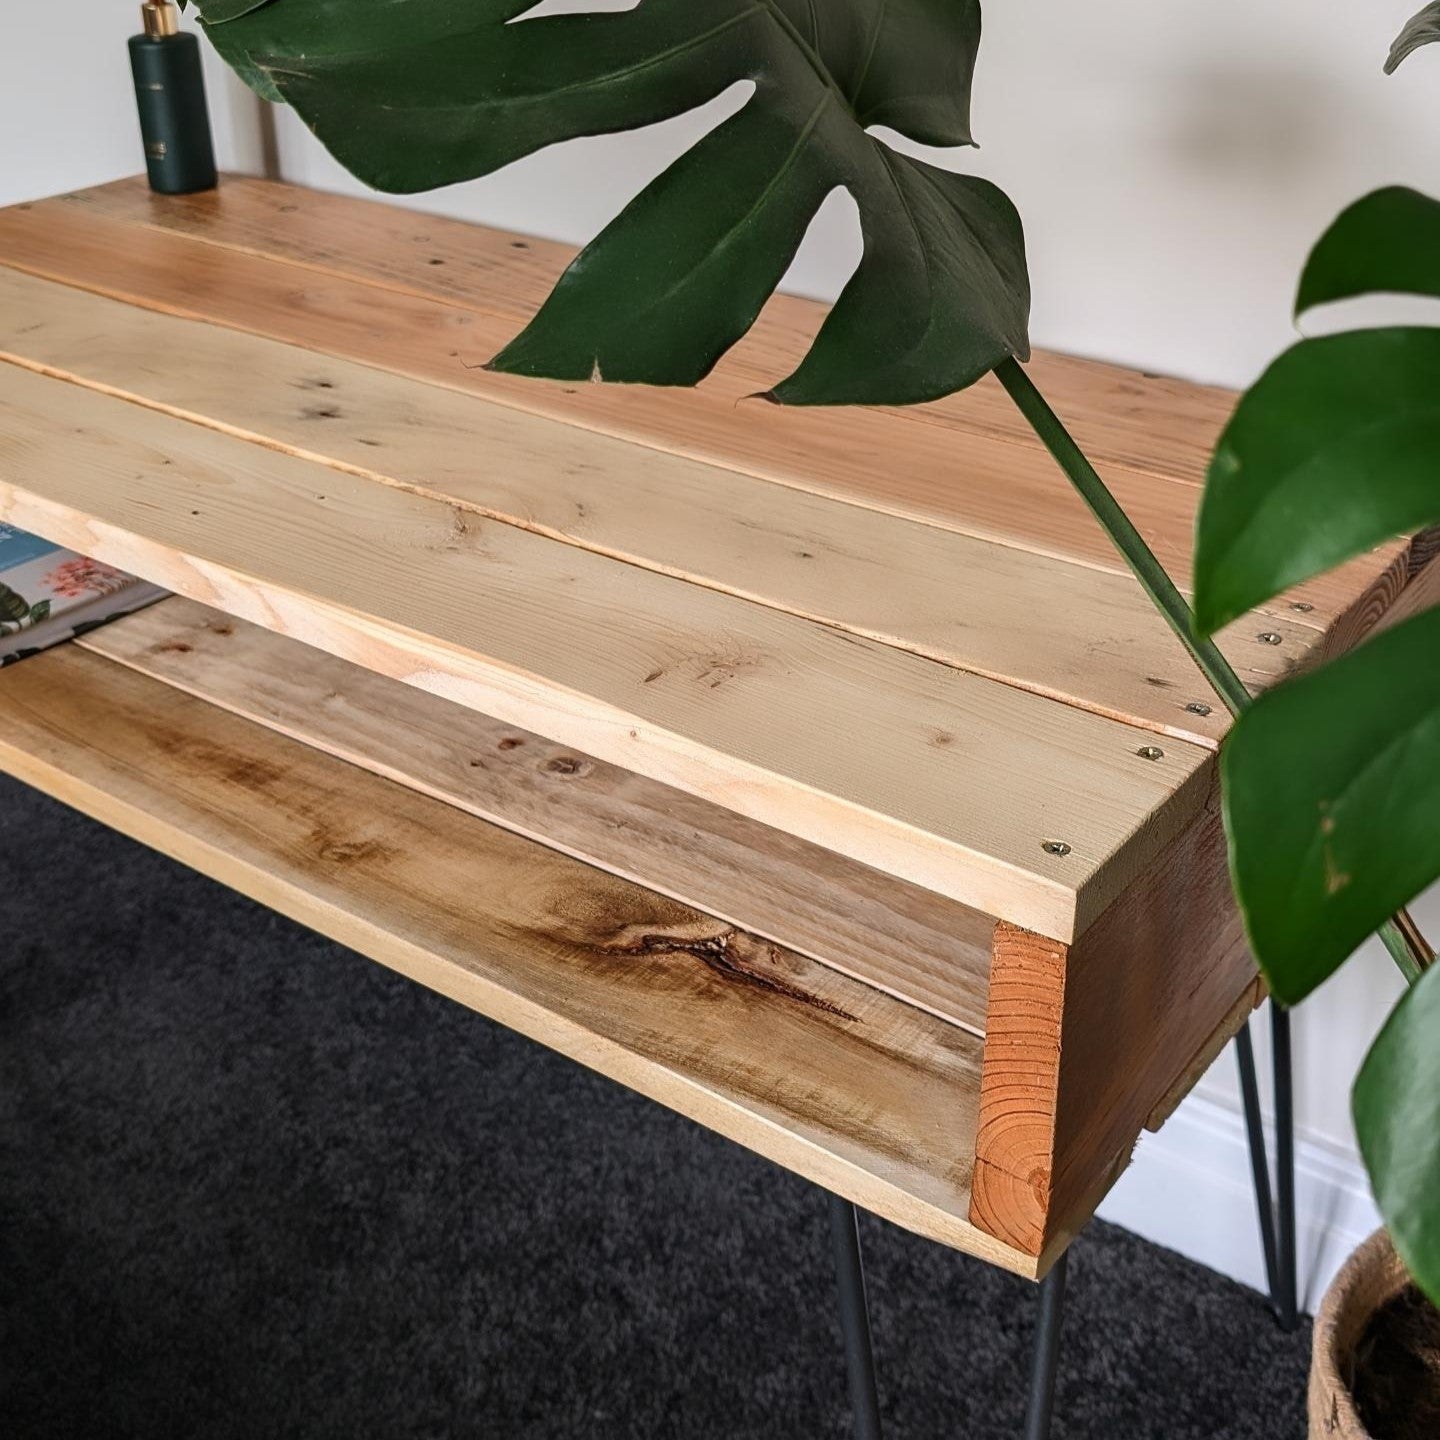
[
  {"x1": 194, "y1": 0, "x2": 272, "y2": 22},
  {"x1": 1222, "y1": 605, "x2": 1440, "y2": 1005},
  {"x1": 193, "y1": 0, "x2": 1030, "y2": 404},
  {"x1": 1386, "y1": 2, "x2": 1440, "y2": 73},
  {"x1": 1295, "y1": 186, "x2": 1440, "y2": 316},
  {"x1": 1193, "y1": 327, "x2": 1440, "y2": 635},
  {"x1": 1355, "y1": 962, "x2": 1440, "y2": 1307}
]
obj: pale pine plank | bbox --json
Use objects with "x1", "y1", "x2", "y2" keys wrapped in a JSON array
[
  {"x1": 0, "y1": 642, "x2": 1032, "y2": 1275},
  {"x1": 0, "y1": 194, "x2": 1396, "y2": 628},
  {"x1": 0, "y1": 268, "x2": 1331, "y2": 745},
  {"x1": 57, "y1": 174, "x2": 1243, "y2": 490},
  {"x1": 80, "y1": 596, "x2": 995, "y2": 1033},
  {"x1": 0, "y1": 362, "x2": 1214, "y2": 939}
]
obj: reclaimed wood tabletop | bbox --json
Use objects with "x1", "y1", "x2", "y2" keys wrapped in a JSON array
[{"x1": 1, "y1": 176, "x2": 1434, "y2": 1276}]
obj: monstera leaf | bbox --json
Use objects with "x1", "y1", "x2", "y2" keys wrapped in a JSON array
[
  {"x1": 1193, "y1": 328, "x2": 1440, "y2": 635},
  {"x1": 1356, "y1": 960, "x2": 1440, "y2": 1306},
  {"x1": 1387, "y1": 2, "x2": 1440, "y2": 73},
  {"x1": 1296, "y1": 186, "x2": 1440, "y2": 314},
  {"x1": 1197, "y1": 176, "x2": 1440, "y2": 1303},
  {"x1": 193, "y1": 0, "x2": 1030, "y2": 405},
  {"x1": 1221, "y1": 606, "x2": 1440, "y2": 1005},
  {"x1": 1194, "y1": 187, "x2": 1440, "y2": 634}
]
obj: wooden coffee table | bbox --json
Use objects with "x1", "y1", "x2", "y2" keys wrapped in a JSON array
[{"x1": 2, "y1": 176, "x2": 1434, "y2": 1435}]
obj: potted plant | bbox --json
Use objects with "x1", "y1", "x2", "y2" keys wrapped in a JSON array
[
  {"x1": 1194, "y1": 157, "x2": 1440, "y2": 1440},
  {"x1": 188, "y1": 0, "x2": 1440, "y2": 1428}
]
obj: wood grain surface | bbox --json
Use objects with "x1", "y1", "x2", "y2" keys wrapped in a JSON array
[
  {"x1": 0, "y1": 642, "x2": 1038, "y2": 1275},
  {"x1": 0, "y1": 361, "x2": 1216, "y2": 940},
  {"x1": 81, "y1": 596, "x2": 996, "y2": 1033},
  {"x1": 53, "y1": 175, "x2": 1240, "y2": 488},
  {"x1": 0, "y1": 188, "x2": 1409, "y2": 634},
  {"x1": 971, "y1": 790, "x2": 1257, "y2": 1256},
  {"x1": 0, "y1": 266, "x2": 1331, "y2": 747}
]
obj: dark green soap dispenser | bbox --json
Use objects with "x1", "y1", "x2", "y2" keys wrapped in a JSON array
[{"x1": 128, "y1": 1, "x2": 218, "y2": 194}]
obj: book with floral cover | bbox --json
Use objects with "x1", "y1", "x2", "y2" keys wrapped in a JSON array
[{"x1": 0, "y1": 524, "x2": 167, "y2": 666}]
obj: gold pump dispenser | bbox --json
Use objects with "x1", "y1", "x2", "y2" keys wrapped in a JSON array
[{"x1": 140, "y1": 1, "x2": 181, "y2": 39}]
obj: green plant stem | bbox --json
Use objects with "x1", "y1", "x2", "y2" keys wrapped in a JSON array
[
  {"x1": 1382, "y1": 924, "x2": 1426, "y2": 985},
  {"x1": 994, "y1": 359, "x2": 1252, "y2": 717},
  {"x1": 994, "y1": 356, "x2": 1433, "y2": 982}
]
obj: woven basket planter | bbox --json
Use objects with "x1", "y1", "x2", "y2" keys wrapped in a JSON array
[{"x1": 1309, "y1": 1229, "x2": 1412, "y2": 1438}]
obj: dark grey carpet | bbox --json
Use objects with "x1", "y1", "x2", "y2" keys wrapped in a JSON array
[{"x1": 1, "y1": 771, "x2": 1310, "y2": 1438}]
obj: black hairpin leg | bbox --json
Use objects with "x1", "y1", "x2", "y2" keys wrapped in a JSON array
[
  {"x1": 828, "y1": 1194, "x2": 883, "y2": 1439},
  {"x1": 1023, "y1": 1252, "x2": 1069, "y2": 1440},
  {"x1": 1271, "y1": 1004, "x2": 1298, "y2": 1331},
  {"x1": 1235, "y1": 1004, "x2": 1298, "y2": 1330}
]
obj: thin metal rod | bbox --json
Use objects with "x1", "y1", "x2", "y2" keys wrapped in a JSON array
[
  {"x1": 1023, "y1": 1252, "x2": 1069, "y2": 1440},
  {"x1": 1235, "y1": 1020, "x2": 1280, "y2": 1304},
  {"x1": 1272, "y1": 1004, "x2": 1299, "y2": 1332},
  {"x1": 828, "y1": 1194, "x2": 882, "y2": 1440}
]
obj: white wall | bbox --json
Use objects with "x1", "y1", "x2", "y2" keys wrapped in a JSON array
[{"x1": 6, "y1": 0, "x2": 1439, "y2": 1303}]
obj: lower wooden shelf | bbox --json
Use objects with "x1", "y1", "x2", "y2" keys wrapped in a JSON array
[{"x1": 0, "y1": 630, "x2": 1035, "y2": 1277}]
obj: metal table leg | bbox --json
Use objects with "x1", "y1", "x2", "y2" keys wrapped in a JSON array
[
  {"x1": 1236, "y1": 1020, "x2": 1280, "y2": 1300},
  {"x1": 1271, "y1": 1004, "x2": 1298, "y2": 1331},
  {"x1": 1023, "y1": 1252, "x2": 1069, "y2": 1440},
  {"x1": 828, "y1": 1193, "x2": 883, "y2": 1439},
  {"x1": 1235, "y1": 1006, "x2": 1298, "y2": 1331}
]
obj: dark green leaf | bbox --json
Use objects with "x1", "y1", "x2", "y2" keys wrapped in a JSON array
[
  {"x1": 195, "y1": 0, "x2": 273, "y2": 21},
  {"x1": 1386, "y1": 2, "x2": 1440, "y2": 73},
  {"x1": 1355, "y1": 963, "x2": 1440, "y2": 1308},
  {"x1": 192, "y1": 0, "x2": 1030, "y2": 404},
  {"x1": 1221, "y1": 605, "x2": 1440, "y2": 1004},
  {"x1": 1296, "y1": 186, "x2": 1440, "y2": 316},
  {"x1": 1193, "y1": 328, "x2": 1440, "y2": 634},
  {"x1": 0, "y1": 581, "x2": 28, "y2": 624}
]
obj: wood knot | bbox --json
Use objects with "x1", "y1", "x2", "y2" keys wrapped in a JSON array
[
  {"x1": 310, "y1": 827, "x2": 392, "y2": 866},
  {"x1": 588, "y1": 920, "x2": 855, "y2": 1020},
  {"x1": 543, "y1": 755, "x2": 591, "y2": 779}
]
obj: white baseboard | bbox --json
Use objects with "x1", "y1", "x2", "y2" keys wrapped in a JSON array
[{"x1": 1095, "y1": 1089, "x2": 1379, "y2": 1314}]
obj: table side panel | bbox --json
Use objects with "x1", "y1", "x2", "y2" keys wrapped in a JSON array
[{"x1": 971, "y1": 785, "x2": 1256, "y2": 1257}]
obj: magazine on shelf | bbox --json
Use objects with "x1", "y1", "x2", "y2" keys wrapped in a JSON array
[{"x1": 0, "y1": 524, "x2": 167, "y2": 666}]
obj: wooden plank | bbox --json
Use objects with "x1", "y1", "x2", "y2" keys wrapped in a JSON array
[
  {"x1": 0, "y1": 362, "x2": 1214, "y2": 940},
  {"x1": 56, "y1": 174, "x2": 1243, "y2": 491},
  {"x1": 1331, "y1": 522, "x2": 1440, "y2": 658},
  {"x1": 969, "y1": 786, "x2": 1256, "y2": 1257},
  {"x1": 80, "y1": 596, "x2": 996, "y2": 1033},
  {"x1": 0, "y1": 268, "x2": 1331, "y2": 747},
  {"x1": 0, "y1": 642, "x2": 1034, "y2": 1275},
  {"x1": 0, "y1": 192, "x2": 1402, "y2": 629}
]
